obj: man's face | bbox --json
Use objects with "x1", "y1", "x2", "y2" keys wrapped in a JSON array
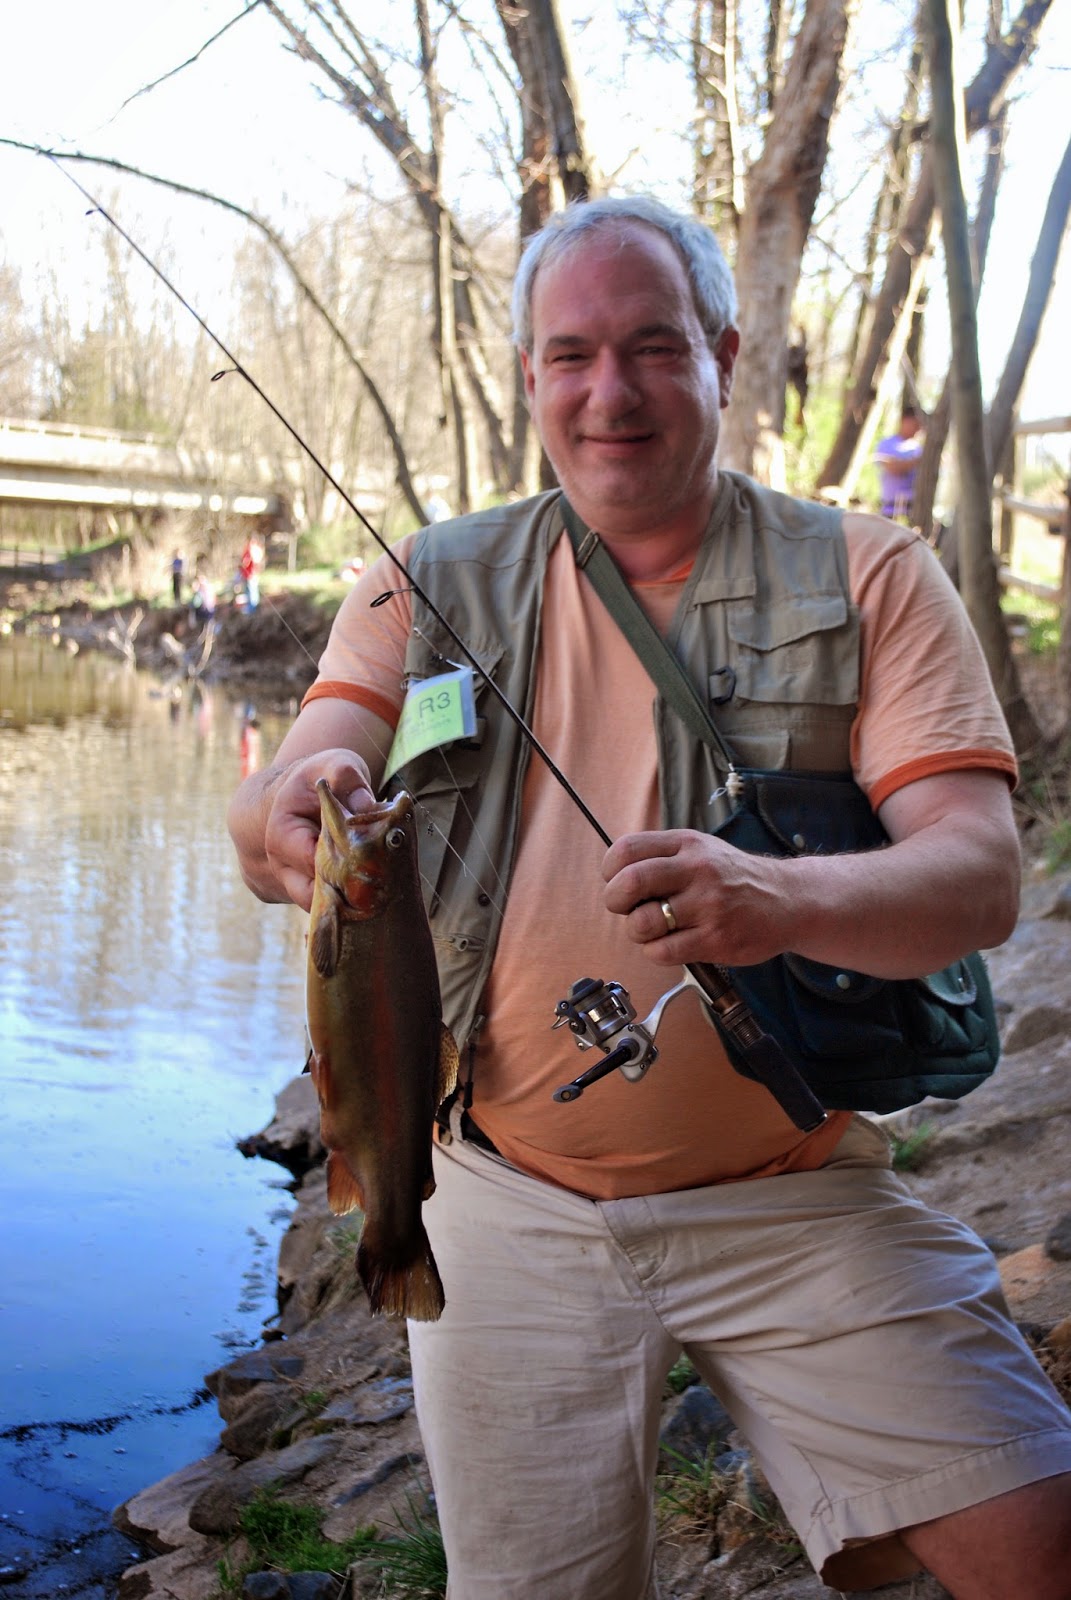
[{"x1": 520, "y1": 223, "x2": 738, "y2": 542}]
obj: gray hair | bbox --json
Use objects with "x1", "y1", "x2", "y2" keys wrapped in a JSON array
[{"x1": 511, "y1": 195, "x2": 738, "y2": 353}]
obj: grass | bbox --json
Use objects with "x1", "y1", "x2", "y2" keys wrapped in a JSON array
[
  {"x1": 889, "y1": 1119, "x2": 936, "y2": 1172},
  {"x1": 214, "y1": 1489, "x2": 377, "y2": 1596},
  {"x1": 655, "y1": 1445, "x2": 801, "y2": 1560},
  {"x1": 655, "y1": 1444, "x2": 732, "y2": 1534},
  {"x1": 359, "y1": 1492, "x2": 448, "y2": 1598}
]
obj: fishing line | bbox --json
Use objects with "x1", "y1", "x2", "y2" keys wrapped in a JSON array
[
  {"x1": 36, "y1": 152, "x2": 827, "y2": 1130},
  {"x1": 45, "y1": 152, "x2": 612, "y2": 851}
]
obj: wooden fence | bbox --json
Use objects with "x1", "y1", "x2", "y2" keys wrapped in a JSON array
[{"x1": 997, "y1": 415, "x2": 1071, "y2": 602}]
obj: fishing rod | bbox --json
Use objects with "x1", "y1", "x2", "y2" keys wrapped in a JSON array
[
  {"x1": 41, "y1": 152, "x2": 826, "y2": 1134},
  {"x1": 43, "y1": 153, "x2": 609, "y2": 850}
]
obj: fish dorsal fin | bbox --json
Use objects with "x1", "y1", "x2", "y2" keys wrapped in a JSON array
[
  {"x1": 437, "y1": 1022, "x2": 460, "y2": 1105},
  {"x1": 310, "y1": 889, "x2": 344, "y2": 978}
]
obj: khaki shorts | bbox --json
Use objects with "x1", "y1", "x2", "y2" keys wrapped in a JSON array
[{"x1": 408, "y1": 1113, "x2": 1071, "y2": 1598}]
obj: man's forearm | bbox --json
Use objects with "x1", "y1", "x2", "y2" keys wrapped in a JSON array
[{"x1": 772, "y1": 811, "x2": 1019, "y2": 978}]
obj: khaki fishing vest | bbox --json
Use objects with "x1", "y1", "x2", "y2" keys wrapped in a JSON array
[{"x1": 389, "y1": 471, "x2": 859, "y2": 1054}]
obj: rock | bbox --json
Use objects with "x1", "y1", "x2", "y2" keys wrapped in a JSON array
[
  {"x1": 997, "y1": 1243, "x2": 1071, "y2": 1325},
  {"x1": 242, "y1": 1575, "x2": 291, "y2": 1599},
  {"x1": 117, "y1": 1541, "x2": 229, "y2": 1600},
  {"x1": 206, "y1": 1347, "x2": 306, "y2": 1417},
  {"x1": 659, "y1": 1383, "x2": 735, "y2": 1468},
  {"x1": 114, "y1": 1454, "x2": 235, "y2": 1553},
  {"x1": 1002, "y1": 1004, "x2": 1071, "y2": 1054},
  {"x1": 327, "y1": 1450, "x2": 424, "y2": 1511},
  {"x1": 222, "y1": 1385, "x2": 309, "y2": 1461},
  {"x1": 1044, "y1": 880, "x2": 1071, "y2": 920},
  {"x1": 289, "y1": 1576, "x2": 344, "y2": 1600},
  {"x1": 188, "y1": 1436, "x2": 340, "y2": 1536},
  {"x1": 238, "y1": 1076, "x2": 324, "y2": 1179},
  {"x1": 321, "y1": 1377, "x2": 414, "y2": 1427},
  {"x1": 1045, "y1": 1213, "x2": 1071, "y2": 1262}
]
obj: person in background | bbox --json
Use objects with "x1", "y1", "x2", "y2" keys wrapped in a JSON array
[
  {"x1": 875, "y1": 404, "x2": 925, "y2": 522},
  {"x1": 239, "y1": 534, "x2": 266, "y2": 611},
  {"x1": 171, "y1": 549, "x2": 185, "y2": 604},
  {"x1": 189, "y1": 568, "x2": 216, "y2": 631},
  {"x1": 227, "y1": 196, "x2": 1071, "y2": 1600}
]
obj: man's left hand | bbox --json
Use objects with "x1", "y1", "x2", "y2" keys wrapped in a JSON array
[{"x1": 602, "y1": 828, "x2": 786, "y2": 968}]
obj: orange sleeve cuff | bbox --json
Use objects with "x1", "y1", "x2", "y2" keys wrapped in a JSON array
[
  {"x1": 868, "y1": 750, "x2": 1018, "y2": 812},
  {"x1": 300, "y1": 680, "x2": 401, "y2": 729}
]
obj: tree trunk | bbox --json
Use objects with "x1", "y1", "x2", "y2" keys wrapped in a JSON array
[
  {"x1": 517, "y1": 0, "x2": 598, "y2": 204},
  {"x1": 692, "y1": 0, "x2": 745, "y2": 234},
  {"x1": 985, "y1": 129, "x2": 1071, "y2": 474},
  {"x1": 719, "y1": 0, "x2": 854, "y2": 483},
  {"x1": 912, "y1": 112, "x2": 1006, "y2": 535},
  {"x1": 926, "y1": 0, "x2": 1042, "y2": 755}
]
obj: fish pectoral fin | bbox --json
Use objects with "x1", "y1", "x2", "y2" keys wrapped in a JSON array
[
  {"x1": 437, "y1": 1023, "x2": 460, "y2": 1104},
  {"x1": 326, "y1": 1150, "x2": 365, "y2": 1215},
  {"x1": 310, "y1": 890, "x2": 345, "y2": 978}
]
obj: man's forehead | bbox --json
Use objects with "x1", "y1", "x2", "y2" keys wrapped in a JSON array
[{"x1": 530, "y1": 224, "x2": 696, "y2": 337}]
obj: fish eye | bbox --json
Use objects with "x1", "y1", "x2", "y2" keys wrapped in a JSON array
[{"x1": 385, "y1": 827, "x2": 407, "y2": 850}]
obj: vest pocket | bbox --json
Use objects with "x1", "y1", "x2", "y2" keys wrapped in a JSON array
[{"x1": 725, "y1": 594, "x2": 859, "y2": 707}]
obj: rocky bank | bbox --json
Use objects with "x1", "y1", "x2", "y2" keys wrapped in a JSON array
[{"x1": 110, "y1": 864, "x2": 1071, "y2": 1600}]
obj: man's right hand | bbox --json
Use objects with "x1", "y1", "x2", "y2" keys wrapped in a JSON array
[
  {"x1": 226, "y1": 698, "x2": 395, "y2": 911},
  {"x1": 238, "y1": 751, "x2": 376, "y2": 911}
]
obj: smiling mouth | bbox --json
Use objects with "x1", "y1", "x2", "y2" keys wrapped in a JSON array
[{"x1": 583, "y1": 433, "x2": 654, "y2": 447}]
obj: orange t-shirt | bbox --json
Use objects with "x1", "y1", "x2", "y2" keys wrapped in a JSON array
[{"x1": 304, "y1": 512, "x2": 1015, "y2": 1199}]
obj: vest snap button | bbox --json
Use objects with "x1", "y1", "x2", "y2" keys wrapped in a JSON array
[
  {"x1": 477, "y1": 892, "x2": 491, "y2": 906},
  {"x1": 835, "y1": 973, "x2": 852, "y2": 990}
]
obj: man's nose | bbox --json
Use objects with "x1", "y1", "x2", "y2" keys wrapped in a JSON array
[{"x1": 587, "y1": 349, "x2": 641, "y2": 414}]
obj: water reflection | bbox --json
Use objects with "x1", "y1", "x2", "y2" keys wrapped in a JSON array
[{"x1": 0, "y1": 635, "x2": 308, "y2": 1598}]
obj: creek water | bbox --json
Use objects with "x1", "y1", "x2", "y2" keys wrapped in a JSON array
[{"x1": 0, "y1": 634, "x2": 310, "y2": 1597}]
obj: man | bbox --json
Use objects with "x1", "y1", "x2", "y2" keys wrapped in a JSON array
[
  {"x1": 876, "y1": 404, "x2": 925, "y2": 521},
  {"x1": 228, "y1": 197, "x2": 1071, "y2": 1598}
]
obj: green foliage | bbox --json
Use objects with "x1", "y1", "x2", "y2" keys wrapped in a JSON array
[
  {"x1": 889, "y1": 1120, "x2": 935, "y2": 1172},
  {"x1": 665, "y1": 1354, "x2": 699, "y2": 1395},
  {"x1": 1045, "y1": 819, "x2": 1071, "y2": 876},
  {"x1": 362, "y1": 1492, "x2": 448, "y2": 1599},
  {"x1": 297, "y1": 523, "x2": 362, "y2": 571},
  {"x1": 1000, "y1": 587, "x2": 1060, "y2": 657},
  {"x1": 213, "y1": 1489, "x2": 376, "y2": 1596}
]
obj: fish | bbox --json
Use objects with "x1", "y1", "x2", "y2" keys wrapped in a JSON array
[{"x1": 306, "y1": 780, "x2": 458, "y2": 1320}]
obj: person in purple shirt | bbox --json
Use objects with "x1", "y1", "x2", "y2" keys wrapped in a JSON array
[{"x1": 876, "y1": 404, "x2": 924, "y2": 521}]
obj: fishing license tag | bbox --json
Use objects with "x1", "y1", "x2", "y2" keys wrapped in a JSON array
[{"x1": 383, "y1": 667, "x2": 477, "y2": 780}]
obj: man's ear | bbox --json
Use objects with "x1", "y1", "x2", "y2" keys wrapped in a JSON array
[
  {"x1": 716, "y1": 329, "x2": 740, "y2": 408},
  {"x1": 519, "y1": 347, "x2": 535, "y2": 410}
]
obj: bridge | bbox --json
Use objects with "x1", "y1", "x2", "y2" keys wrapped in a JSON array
[{"x1": 0, "y1": 415, "x2": 292, "y2": 526}]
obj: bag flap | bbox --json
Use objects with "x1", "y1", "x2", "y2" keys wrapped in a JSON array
[
  {"x1": 782, "y1": 953, "x2": 887, "y2": 1005},
  {"x1": 918, "y1": 962, "x2": 979, "y2": 1009}
]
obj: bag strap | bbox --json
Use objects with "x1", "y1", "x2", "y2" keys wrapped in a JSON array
[
  {"x1": 558, "y1": 497, "x2": 826, "y2": 1134},
  {"x1": 559, "y1": 498, "x2": 737, "y2": 776}
]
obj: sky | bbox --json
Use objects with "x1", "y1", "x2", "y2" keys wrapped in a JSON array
[{"x1": 0, "y1": 0, "x2": 1068, "y2": 421}]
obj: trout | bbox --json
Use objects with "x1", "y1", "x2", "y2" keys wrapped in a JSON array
[{"x1": 306, "y1": 781, "x2": 458, "y2": 1320}]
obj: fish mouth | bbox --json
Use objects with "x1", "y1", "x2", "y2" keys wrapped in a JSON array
[{"x1": 316, "y1": 781, "x2": 415, "y2": 860}]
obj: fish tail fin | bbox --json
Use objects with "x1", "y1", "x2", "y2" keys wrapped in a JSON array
[{"x1": 357, "y1": 1224, "x2": 445, "y2": 1322}]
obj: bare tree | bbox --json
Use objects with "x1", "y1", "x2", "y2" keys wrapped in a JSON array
[{"x1": 925, "y1": 0, "x2": 1040, "y2": 754}]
